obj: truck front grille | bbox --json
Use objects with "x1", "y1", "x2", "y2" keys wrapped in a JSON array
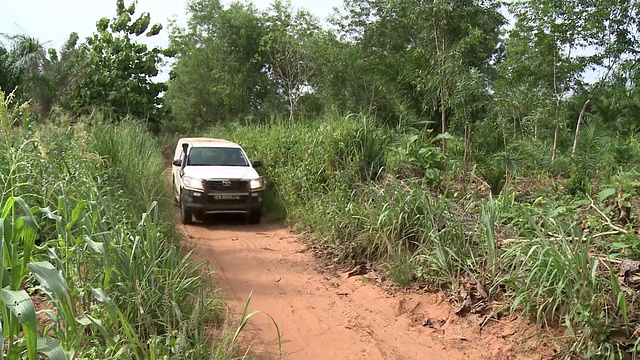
[{"x1": 204, "y1": 179, "x2": 248, "y2": 192}]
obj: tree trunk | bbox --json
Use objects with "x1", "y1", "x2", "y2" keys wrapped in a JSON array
[
  {"x1": 367, "y1": 82, "x2": 375, "y2": 115},
  {"x1": 463, "y1": 123, "x2": 470, "y2": 175},
  {"x1": 440, "y1": 95, "x2": 446, "y2": 152},
  {"x1": 288, "y1": 90, "x2": 294, "y2": 123},
  {"x1": 462, "y1": 123, "x2": 472, "y2": 189},
  {"x1": 552, "y1": 125, "x2": 559, "y2": 162},
  {"x1": 433, "y1": 18, "x2": 447, "y2": 153},
  {"x1": 571, "y1": 99, "x2": 591, "y2": 157},
  {"x1": 551, "y1": 52, "x2": 559, "y2": 162},
  {"x1": 503, "y1": 128, "x2": 509, "y2": 189}
]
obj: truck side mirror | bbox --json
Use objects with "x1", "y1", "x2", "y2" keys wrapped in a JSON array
[
  {"x1": 252, "y1": 160, "x2": 262, "y2": 168},
  {"x1": 172, "y1": 159, "x2": 182, "y2": 167}
]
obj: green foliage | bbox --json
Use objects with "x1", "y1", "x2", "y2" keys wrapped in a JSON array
[
  {"x1": 386, "y1": 129, "x2": 448, "y2": 184},
  {"x1": 198, "y1": 109, "x2": 640, "y2": 358},
  {"x1": 67, "y1": 0, "x2": 170, "y2": 127},
  {"x1": 477, "y1": 155, "x2": 508, "y2": 196},
  {"x1": 0, "y1": 90, "x2": 259, "y2": 358},
  {"x1": 205, "y1": 116, "x2": 456, "y2": 267},
  {"x1": 8, "y1": 0, "x2": 640, "y2": 357},
  {"x1": 261, "y1": 0, "x2": 322, "y2": 121},
  {"x1": 164, "y1": 0, "x2": 272, "y2": 129}
]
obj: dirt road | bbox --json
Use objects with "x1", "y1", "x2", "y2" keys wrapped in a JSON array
[{"x1": 179, "y1": 218, "x2": 553, "y2": 360}]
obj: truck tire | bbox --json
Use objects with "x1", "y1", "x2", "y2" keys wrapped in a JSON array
[
  {"x1": 180, "y1": 203, "x2": 192, "y2": 225},
  {"x1": 248, "y1": 209, "x2": 261, "y2": 224},
  {"x1": 194, "y1": 212, "x2": 205, "y2": 222},
  {"x1": 173, "y1": 185, "x2": 180, "y2": 206}
]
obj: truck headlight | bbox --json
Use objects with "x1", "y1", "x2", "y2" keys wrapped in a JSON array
[
  {"x1": 250, "y1": 178, "x2": 265, "y2": 191},
  {"x1": 183, "y1": 176, "x2": 204, "y2": 190}
]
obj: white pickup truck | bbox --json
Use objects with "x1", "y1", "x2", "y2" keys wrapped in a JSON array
[{"x1": 171, "y1": 137, "x2": 265, "y2": 224}]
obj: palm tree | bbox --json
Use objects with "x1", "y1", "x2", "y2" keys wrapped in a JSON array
[
  {"x1": 0, "y1": 33, "x2": 48, "y2": 110},
  {"x1": 0, "y1": 32, "x2": 84, "y2": 117},
  {"x1": 0, "y1": 41, "x2": 26, "y2": 100}
]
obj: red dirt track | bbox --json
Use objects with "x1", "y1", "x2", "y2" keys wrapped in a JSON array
[{"x1": 178, "y1": 218, "x2": 557, "y2": 360}]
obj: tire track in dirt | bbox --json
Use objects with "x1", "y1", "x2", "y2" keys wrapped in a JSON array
[{"x1": 179, "y1": 219, "x2": 556, "y2": 360}]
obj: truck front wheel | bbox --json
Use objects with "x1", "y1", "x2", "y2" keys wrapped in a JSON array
[
  {"x1": 247, "y1": 209, "x2": 261, "y2": 224},
  {"x1": 180, "y1": 203, "x2": 192, "y2": 225},
  {"x1": 173, "y1": 179, "x2": 179, "y2": 206}
]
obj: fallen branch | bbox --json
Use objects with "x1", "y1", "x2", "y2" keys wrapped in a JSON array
[
  {"x1": 591, "y1": 230, "x2": 624, "y2": 239},
  {"x1": 571, "y1": 98, "x2": 591, "y2": 157},
  {"x1": 498, "y1": 229, "x2": 624, "y2": 246},
  {"x1": 587, "y1": 194, "x2": 628, "y2": 234},
  {"x1": 592, "y1": 256, "x2": 623, "y2": 268}
]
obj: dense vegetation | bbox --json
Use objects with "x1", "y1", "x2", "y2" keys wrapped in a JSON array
[
  {"x1": 0, "y1": 90, "x2": 272, "y2": 358},
  {"x1": 1, "y1": 2, "x2": 260, "y2": 358},
  {"x1": 160, "y1": 0, "x2": 640, "y2": 358},
  {"x1": 3, "y1": 0, "x2": 640, "y2": 358}
]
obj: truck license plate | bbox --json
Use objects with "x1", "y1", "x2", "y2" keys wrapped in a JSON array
[{"x1": 213, "y1": 195, "x2": 240, "y2": 200}]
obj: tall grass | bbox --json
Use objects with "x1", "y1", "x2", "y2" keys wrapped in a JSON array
[
  {"x1": 190, "y1": 113, "x2": 640, "y2": 358},
  {"x1": 0, "y1": 91, "x2": 264, "y2": 359}
]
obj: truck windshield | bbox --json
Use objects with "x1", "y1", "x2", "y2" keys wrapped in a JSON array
[{"x1": 187, "y1": 147, "x2": 249, "y2": 166}]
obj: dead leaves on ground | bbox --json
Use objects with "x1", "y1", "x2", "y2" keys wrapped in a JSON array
[{"x1": 452, "y1": 274, "x2": 499, "y2": 318}]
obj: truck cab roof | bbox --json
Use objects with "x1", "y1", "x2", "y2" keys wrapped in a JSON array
[{"x1": 177, "y1": 137, "x2": 240, "y2": 148}]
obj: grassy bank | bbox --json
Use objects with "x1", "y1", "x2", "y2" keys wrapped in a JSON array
[
  {"x1": 0, "y1": 92, "x2": 252, "y2": 359},
  {"x1": 188, "y1": 114, "x2": 640, "y2": 358}
]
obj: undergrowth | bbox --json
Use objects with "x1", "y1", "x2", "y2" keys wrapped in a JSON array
[{"x1": 172, "y1": 113, "x2": 640, "y2": 359}]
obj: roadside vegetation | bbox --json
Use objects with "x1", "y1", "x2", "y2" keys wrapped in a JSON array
[
  {"x1": 0, "y1": 90, "x2": 270, "y2": 359},
  {"x1": 4, "y1": 0, "x2": 640, "y2": 358},
  {"x1": 159, "y1": 0, "x2": 640, "y2": 358},
  {"x1": 206, "y1": 114, "x2": 640, "y2": 358}
]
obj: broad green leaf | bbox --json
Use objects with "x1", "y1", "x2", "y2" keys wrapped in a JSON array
[
  {"x1": 27, "y1": 261, "x2": 71, "y2": 298},
  {"x1": 27, "y1": 261, "x2": 74, "y2": 326},
  {"x1": 83, "y1": 235, "x2": 105, "y2": 255},
  {"x1": 573, "y1": 199, "x2": 590, "y2": 207},
  {"x1": 0, "y1": 318, "x2": 4, "y2": 360},
  {"x1": 16, "y1": 214, "x2": 38, "y2": 290},
  {"x1": 90, "y1": 287, "x2": 117, "y2": 322},
  {"x1": 598, "y1": 188, "x2": 616, "y2": 201},
  {"x1": 610, "y1": 242, "x2": 630, "y2": 249},
  {"x1": 37, "y1": 337, "x2": 67, "y2": 360},
  {"x1": 0, "y1": 220, "x2": 4, "y2": 291},
  {"x1": 0, "y1": 288, "x2": 37, "y2": 360},
  {"x1": 1, "y1": 198, "x2": 15, "y2": 219},
  {"x1": 77, "y1": 314, "x2": 115, "y2": 346},
  {"x1": 69, "y1": 200, "x2": 87, "y2": 229},
  {"x1": 435, "y1": 132, "x2": 453, "y2": 140}
]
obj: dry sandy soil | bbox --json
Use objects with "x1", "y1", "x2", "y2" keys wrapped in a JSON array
[{"x1": 178, "y1": 215, "x2": 562, "y2": 360}]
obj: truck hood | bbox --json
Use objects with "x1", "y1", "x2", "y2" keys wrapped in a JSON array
[{"x1": 183, "y1": 166, "x2": 260, "y2": 180}]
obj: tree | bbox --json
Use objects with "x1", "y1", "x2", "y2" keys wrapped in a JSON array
[
  {"x1": 165, "y1": 0, "x2": 271, "y2": 128},
  {"x1": 506, "y1": 0, "x2": 592, "y2": 161},
  {"x1": 0, "y1": 34, "x2": 48, "y2": 105},
  {"x1": 0, "y1": 33, "x2": 85, "y2": 117},
  {"x1": 303, "y1": 30, "x2": 368, "y2": 116},
  {"x1": 40, "y1": 33, "x2": 85, "y2": 115},
  {"x1": 261, "y1": 0, "x2": 322, "y2": 121},
  {"x1": 0, "y1": 42, "x2": 21, "y2": 99},
  {"x1": 334, "y1": 0, "x2": 505, "y2": 150},
  {"x1": 67, "y1": 0, "x2": 170, "y2": 125}
]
